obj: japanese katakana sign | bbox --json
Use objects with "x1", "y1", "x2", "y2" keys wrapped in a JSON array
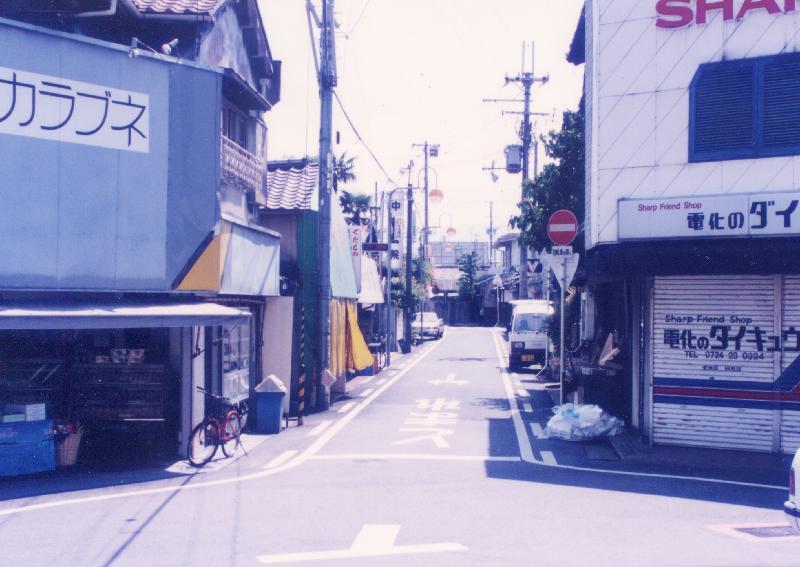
[
  {"x1": 618, "y1": 192, "x2": 800, "y2": 240},
  {"x1": 0, "y1": 65, "x2": 149, "y2": 153}
]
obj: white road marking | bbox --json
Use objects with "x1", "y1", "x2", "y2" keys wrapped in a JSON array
[
  {"x1": 359, "y1": 388, "x2": 376, "y2": 398},
  {"x1": 337, "y1": 402, "x2": 357, "y2": 414},
  {"x1": 522, "y1": 402, "x2": 533, "y2": 413},
  {"x1": 257, "y1": 524, "x2": 467, "y2": 564},
  {"x1": 375, "y1": 379, "x2": 387, "y2": 385},
  {"x1": 263, "y1": 450, "x2": 299, "y2": 470},
  {"x1": 307, "y1": 421, "x2": 332, "y2": 437},
  {"x1": 517, "y1": 389, "x2": 529, "y2": 398},
  {"x1": 530, "y1": 423, "x2": 545, "y2": 439},
  {"x1": 312, "y1": 453, "x2": 521, "y2": 463},
  {"x1": 706, "y1": 523, "x2": 800, "y2": 543},
  {"x1": 428, "y1": 373, "x2": 469, "y2": 386},
  {"x1": 359, "y1": 377, "x2": 374, "y2": 386},
  {"x1": 539, "y1": 451, "x2": 556, "y2": 465},
  {"x1": 0, "y1": 338, "x2": 447, "y2": 517},
  {"x1": 490, "y1": 329, "x2": 786, "y2": 491}
]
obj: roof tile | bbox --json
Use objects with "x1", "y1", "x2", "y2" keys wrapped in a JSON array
[
  {"x1": 265, "y1": 161, "x2": 319, "y2": 211},
  {"x1": 128, "y1": 0, "x2": 226, "y2": 16}
]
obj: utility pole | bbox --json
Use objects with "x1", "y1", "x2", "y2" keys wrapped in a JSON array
[
  {"x1": 488, "y1": 201, "x2": 495, "y2": 267},
  {"x1": 487, "y1": 42, "x2": 549, "y2": 300},
  {"x1": 314, "y1": 0, "x2": 336, "y2": 410},
  {"x1": 404, "y1": 163, "x2": 414, "y2": 349}
]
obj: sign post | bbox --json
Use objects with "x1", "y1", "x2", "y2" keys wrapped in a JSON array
[{"x1": 546, "y1": 210, "x2": 579, "y2": 405}]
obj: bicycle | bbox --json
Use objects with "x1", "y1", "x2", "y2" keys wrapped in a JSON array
[
  {"x1": 187, "y1": 386, "x2": 249, "y2": 467},
  {"x1": 367, "y1": 333, "x2": 388, "y2": 373}
]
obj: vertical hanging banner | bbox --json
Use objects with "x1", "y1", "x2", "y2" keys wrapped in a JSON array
[{"x1": 349, "y1": 226, "x2": 363, "y2": 293}]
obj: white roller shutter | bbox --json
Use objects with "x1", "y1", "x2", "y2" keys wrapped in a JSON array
[
  {"x1": 652, "y1": 275, "x2": 777, "y2": 452},
  {"x1": 781, "y1": 275, "x2": 800, "y2": 453}
]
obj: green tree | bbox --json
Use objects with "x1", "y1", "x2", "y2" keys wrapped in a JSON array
[
  {"x1": 339, "y1": 190, "x2": 372, "y2": 226},
  {"x1": 510, "y1": 109, "x2": 585, "y2": 254},
  {"x1": 332, "y1": 152, "x2": 356, "y2": 192},
  {"x1": 456, "y1": 251, "x2": 480, "y2": 301}
]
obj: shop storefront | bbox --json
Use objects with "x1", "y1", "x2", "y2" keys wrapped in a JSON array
[{"x1": 578, "y1": 1, "x2": 800, "y2": 452}]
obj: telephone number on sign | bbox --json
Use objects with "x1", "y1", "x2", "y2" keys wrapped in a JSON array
[{"x1": 697, "y1": 351, "x2": 765, "y2": 360}]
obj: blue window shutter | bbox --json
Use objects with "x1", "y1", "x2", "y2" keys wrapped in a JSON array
[
  {"x1": 763, "y1": 59, "x2": 800, "y2": 148},
  {"x1": 692, "y1": 63, "x2": 755, "y2": 157}
]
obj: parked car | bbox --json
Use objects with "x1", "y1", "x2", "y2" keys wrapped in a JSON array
[
  {"x1": 508, "y1": 300, "x2": 554, "y2": 371},
  {"x1": 785, "y1": 448, "x2": 800, "y2": 532},
  {"x1": 412, "y1": 312, "x2": 444, "y2": 342}
]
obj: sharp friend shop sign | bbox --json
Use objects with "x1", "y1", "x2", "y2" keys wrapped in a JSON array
[
  {"x1": 618, "y1": 192, "x2": 800, "y2": 240},
  {"x1": 656, "y1": 0, "x2": 797, "y2": 29}
]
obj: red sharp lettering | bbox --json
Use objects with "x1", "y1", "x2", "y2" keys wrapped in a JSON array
[
  {"x1": 737, "y1": 0, "x2": 781, "y2": 18},
  {"x1": 696, "y1": 0, "x2": 734, "y2": 24},
  {"x1": 656, "y1": 0, "x2": 694, "y2": 28}
]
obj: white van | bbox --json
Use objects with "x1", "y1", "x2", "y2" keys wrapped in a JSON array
[{"x1": 508, "y1": 300, "x2": 554, "y2": 371}]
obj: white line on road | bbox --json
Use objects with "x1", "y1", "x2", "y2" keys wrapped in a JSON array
[
  {"x1": 517, "y1": 389, "x2": 529, "y2": 398},
  {"x1": 522, "y1": 402, "x2": 533, "y2": 413},
  {"x1": 530, "y1": 423, "x2": 545, "y2": 439},
  {"x1": 263, "y1": 450, "x2": 299, "y2": 470},
  {"x1": 490, "y1": 329, "x2": 786, "y2": 491},
  {"x1": 337, "y1": 402, "x2": 357, "y2": 414},
  {"x1": 0, "y1": 337, "x2": 448, "y2": 517},
  {"x1": 311, "y1": 453, "x2": 521, "y2": 463},
  {"x1": 307, "y1": 421, "x2": 332, "y2": 437},
  {"x1": 539, "y1": 451, "x2": 556, "y2": 465},
  {"x1": 257, "y1": 524, "x2": 467, "y2": 564},
  {"x1": 359, "y1": 388, "x2": 376, "y2": 398},
  {"x1": 375, "y1": 379, "x2": 387, "y2": 385},
  {"x1": 359, "y1": 377, "x2": 374, "y2": 386}
]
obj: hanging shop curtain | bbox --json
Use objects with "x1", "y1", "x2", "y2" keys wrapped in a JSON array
[{"x1": 329, "y1": 299, "x2": 373, "y2": 377}]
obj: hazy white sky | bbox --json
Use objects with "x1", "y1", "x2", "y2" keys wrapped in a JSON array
[{"x1": 259, "y1": 0, "x2": 584, "y2": 241}]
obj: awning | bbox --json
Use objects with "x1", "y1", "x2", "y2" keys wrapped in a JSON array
[
  {"x1": 358, "y1": 256, "x2": 384, "y2": 305},
  {"x1": 0, "y1": 302, "x2": 251, "y2": 330}
]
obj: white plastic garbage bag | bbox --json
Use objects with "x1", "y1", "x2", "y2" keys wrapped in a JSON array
[{"x1": 544, "y1": 403, "x2": 625, "y2": 441}]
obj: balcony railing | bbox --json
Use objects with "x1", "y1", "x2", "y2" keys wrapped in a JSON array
[{"x1": 221, "y1": 135, "x2": 265, "y2": 194}]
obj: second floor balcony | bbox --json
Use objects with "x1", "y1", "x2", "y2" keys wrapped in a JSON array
[{"x1": 221, "y1": 135, "x2": 265, "y2": 195}]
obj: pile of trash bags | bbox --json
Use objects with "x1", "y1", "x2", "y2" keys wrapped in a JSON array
[{"x1": 544, "y1": 404, "x2": 625, "y2": 441}]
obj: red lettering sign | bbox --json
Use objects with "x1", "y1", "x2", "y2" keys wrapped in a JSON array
[{"x1": 656, "y1": 0, "x2": 796, "y2": 28}]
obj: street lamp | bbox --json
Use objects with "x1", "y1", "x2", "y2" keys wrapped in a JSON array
[{"x1": 438, "y1": 213, "x2": 457, "y2": 238}]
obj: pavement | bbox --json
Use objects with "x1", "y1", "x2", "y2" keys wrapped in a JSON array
[{"x1": 0, "y1": 327, "x2": 797, "y2": 567}]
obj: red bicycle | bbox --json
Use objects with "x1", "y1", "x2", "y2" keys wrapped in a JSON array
[{"x1": 187, "y1": 386, "x2": 248, "y2": 467}]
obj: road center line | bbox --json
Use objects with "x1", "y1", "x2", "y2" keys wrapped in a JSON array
[
  {"x1": 337, "y1": 402, "x2": 357, "y2": 414},
  {"x1": 489, "y1": 329, "x2": 785, "y2": 491}
]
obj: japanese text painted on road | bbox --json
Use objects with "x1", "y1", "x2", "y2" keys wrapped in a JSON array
[{"x1": 0, "y1": 66, "x2": 150, "y2": 153}]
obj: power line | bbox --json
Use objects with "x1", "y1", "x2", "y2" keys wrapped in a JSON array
[{"x1": 333, "y1": 91, "x2": 399, "y2": 187}]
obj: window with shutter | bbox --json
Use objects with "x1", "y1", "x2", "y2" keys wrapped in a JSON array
[
  {"x1": 690, "y1": 54, "x2": 800, "y2": 163},
  {"x1": 764, "y1": 58, "x2": 800, "y2": 149},
  {"x1": 691, "y1": 62, "x2": 755, "y2": 161}
]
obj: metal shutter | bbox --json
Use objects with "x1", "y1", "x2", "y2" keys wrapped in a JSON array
[
  {"x1": 652, "y1": 276, "x2": 776, "y2": 452},
  {"x1": 764, "y1": 59, "x2": 800, "y2": 148},
  {"x1": 693, "y1": 63, "x2": 755, "y2": 155},
  {"x1": 782, "y1": 275, "x2": 800, "y2": 453}
]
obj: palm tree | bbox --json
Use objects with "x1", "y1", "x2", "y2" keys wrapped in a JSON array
[
  {"x1": 340, "y1": 191, "x2": 372, "y2": 225},
  {"x1": 332, "y1": 152, "x2": 357, "y2": 192}
]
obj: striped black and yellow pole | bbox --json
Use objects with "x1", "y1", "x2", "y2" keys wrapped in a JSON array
[{"x1": 297, "y1": 304, "x2": 306, "y2": 426}]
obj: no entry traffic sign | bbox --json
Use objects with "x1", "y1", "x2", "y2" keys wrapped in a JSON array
[{"x1": 547, "y1": 210, "x2": 578, "y2": 246}]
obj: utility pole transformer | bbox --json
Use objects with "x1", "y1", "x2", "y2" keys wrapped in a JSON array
[
  {"x1": 501, "y1": 43, "x2": 548, "y2": 300},
  {"x1": 316, "y1": 0, "x2": 336, "y2": 410}
]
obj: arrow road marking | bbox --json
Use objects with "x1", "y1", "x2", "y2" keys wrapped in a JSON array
[
  {"x1": 257, "y1": 524, "x2": 468, "y2": 564},
  {"x1": 428, "y1": 372, "x2": 469, "y2": 386}
]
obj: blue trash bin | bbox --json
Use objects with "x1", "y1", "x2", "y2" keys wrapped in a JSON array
[{"x1": 255, "y1": 391, "x2": 285, "y2": 434}]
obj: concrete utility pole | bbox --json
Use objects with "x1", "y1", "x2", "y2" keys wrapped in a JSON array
[
  {"x1": 315, "y1": 0, "x2": 337, "y2": 410},
  {"x1": 492, "y1": 43, "x2": 548, "y2": 300},
  {"x1": 404, "y1": 163, "x2": 414, "y2": 348}
]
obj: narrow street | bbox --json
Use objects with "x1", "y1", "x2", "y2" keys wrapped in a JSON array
[{"x1": 0, "y1": 327, "x2": 796, "y2": 567}]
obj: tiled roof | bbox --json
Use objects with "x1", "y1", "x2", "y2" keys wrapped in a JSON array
[
  {"x1": 265, "y1": 160, "x2": 319, "y2": 211},
  {"x1": 127, "y1": 0, "x2": 227, "y2": 16}
]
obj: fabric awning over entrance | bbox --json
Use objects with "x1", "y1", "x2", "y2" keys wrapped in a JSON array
[{"x1": 0, "y1": 302, "x2": 251, "y2": 330}]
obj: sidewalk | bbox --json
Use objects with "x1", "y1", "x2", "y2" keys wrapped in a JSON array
[
  {"x1": 0, "y1": 348, "x2": 418, "y2": 506},
  {"x1": 519, "y1": 375, "x2": 792, "y2": 489}
]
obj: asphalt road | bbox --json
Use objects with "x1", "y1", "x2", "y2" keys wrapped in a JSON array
[{"x1": 0, "y1": 327, "x2": 798, "y2": 567}]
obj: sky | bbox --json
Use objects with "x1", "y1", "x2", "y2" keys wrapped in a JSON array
[{"x1": 259, "y1": 0, "x2": 584, "y2": 242}]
